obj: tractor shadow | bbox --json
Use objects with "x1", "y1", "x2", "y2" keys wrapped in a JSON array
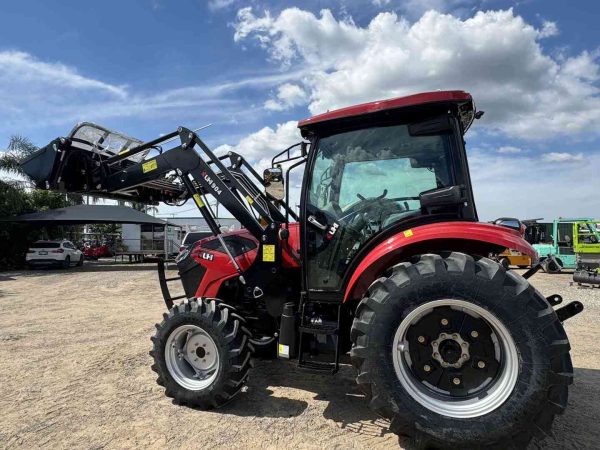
[
  {"x1": 219, "y1": 357, "x2": 399, "y2": 440},
  {"x1": 536, "y1": 367, "x2": 600, "y2": 449},
  {"x1": 219, "y1": 360, "x2": 600, "y2": 449},
  {"x1": 1, "y1": 259, "x2": 160, "y2": 278}
]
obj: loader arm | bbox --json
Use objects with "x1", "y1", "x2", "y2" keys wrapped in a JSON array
[
  {"x1": 22, "y1": 124, "x2": 289, "y2": 240},
  {"x1": 21, "y1": 124, "x2": 299, "y2": 293}
]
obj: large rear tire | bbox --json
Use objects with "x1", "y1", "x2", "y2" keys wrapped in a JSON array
[
  {"x1": 150, "y1": 299, "x2": 253, "y2": 408},
  {"x1": 350, "y1": 252, "x2": 572, "y2": 449}
]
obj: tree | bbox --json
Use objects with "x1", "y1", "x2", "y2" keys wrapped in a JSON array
[
  {"x1": 131, "y1": 201, "x2": 158, "y2": 215},
  {"x1": 0, "y1": 136, "x2": 38, "y2": 186},
  {"x1": 88, "y1": 223, "x2": 121, "y2": 234},
  {"x1": 0, "y1": 136, "x2": 85, "y2": 269}
]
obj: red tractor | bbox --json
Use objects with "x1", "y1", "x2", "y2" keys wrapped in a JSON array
[{"x1": 21, "y1": 91, "x2": 582, "y2": 448}]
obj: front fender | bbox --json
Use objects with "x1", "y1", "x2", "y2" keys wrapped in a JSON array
[{"x1": 344, "y1": 221, "x2": 537, "y2": 302}]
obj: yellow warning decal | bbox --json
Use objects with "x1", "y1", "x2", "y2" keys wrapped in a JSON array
[
  {"x1": 118, "y1": 148, "x2": 130, "y2": 155},
  {"x1": 192, "y1": 193, "x2": 205, "y2": 208},
  {"x1": 142, "y1": 159, "x2": 158, "y2": 173},
  {"x1": 278, "y1": 343, "x2": 289, "y2": 358},
  {"x1": 263, "y1": 244, "x2": 275, "y2": 262},
  {"x1": 245, "y1": 195, "x2": 254, "y2": 205},
  {"x1": 403, "y1": 229, "x2": 414, "y2": 237}
]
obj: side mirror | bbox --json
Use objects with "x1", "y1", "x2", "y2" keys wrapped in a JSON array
[
  {"x1": 264, "y1": 167, "x2": 285, "y2": 201},
  {"x1": 493, "y1": 217, "x2": 522, "y2": 232}
]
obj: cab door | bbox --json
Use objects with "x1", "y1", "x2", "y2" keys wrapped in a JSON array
[{"x1": 300, "y1": 119, "x2": 465, "y2": 297}]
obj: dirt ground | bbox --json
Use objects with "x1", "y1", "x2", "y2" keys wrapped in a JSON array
[{"x1": 1, "y1": 261, "x2": 599, "y2": 449}]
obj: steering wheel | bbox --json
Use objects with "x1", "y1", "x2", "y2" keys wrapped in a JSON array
[
  {"x1": 343, "y1": 189, "x2": 404, "y2": 221},
  {"x1": 356, "y1": 189, "x2": 388, "y2": 203}
]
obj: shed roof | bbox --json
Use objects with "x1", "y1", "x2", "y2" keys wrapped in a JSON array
[{"x1": 1, "y1": 205, "x2": 179, "y2": 226}]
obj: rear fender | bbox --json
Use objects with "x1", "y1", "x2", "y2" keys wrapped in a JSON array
[{"x1": 343, "y1": 221, "x2": 537, "y2": 302}]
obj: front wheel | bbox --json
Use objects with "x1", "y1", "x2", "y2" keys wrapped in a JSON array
[
  {"x1": 350, "y1": 253, "x2": 572, "y2": 449},
  {"x1": 150, "y1": 299, "x2": 253, "y2": 408}
]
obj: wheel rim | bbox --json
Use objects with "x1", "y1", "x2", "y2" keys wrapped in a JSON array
[
  {"x1": 392, "y1": 299, "x2": 519, "y2": 418},
  {"x1": 165, "y1": 324, "x2": 220, "y2": 390}
]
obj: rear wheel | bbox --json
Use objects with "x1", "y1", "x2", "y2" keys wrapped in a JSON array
[
  {"x1": 62, "y1": 256, "x2": 71, "y2": 269},
  {"x1": 150, "y1": 299, "x2": 253, "y2": 408},
  {"x1": 350, "y1": 252, "x2": 572, "y2": 449}
]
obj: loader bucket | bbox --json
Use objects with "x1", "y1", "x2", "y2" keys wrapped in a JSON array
[
  {"x1": 20, "y1": 140, "x2": 61, "y2": 189},
  {"x1": 20, "y1": 122, "x2": 151, "y2": 192}
]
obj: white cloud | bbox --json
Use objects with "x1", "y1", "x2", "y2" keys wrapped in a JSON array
[
  {"x1": 497, "y1": 145, "x2": 523, "y2": 154},
  {"x1": 264, "y1": 83, "x2": 308, "y2": 111},
  {"x1": 235, "y1": 7, "x2": 600, "y2": 140},
  {"x1": 208, "y1": 0, "x2": 236, "y2": 11},
  {"x1": 0, "y1": 50, "x2": 311, "y2": 138},
  {"x1": 214, "y1": 120, "x2": 301, "y2": 161},
  {"x1": 469, "y1": 150, "x2": 599, "y2": 220},
  {"x1": 372, "y1": 0, "x2": 391, "y2": 6},
  {"x1": 0, "y1": 51, "x2": 126, "y2": 97},
  {"x1": 234, "y1": 7, "x2": 366, "y2": 68},
  {"x1": 541, "y1": 151, "x2": 584, "y2": 162},
  {"x1": 539, "y1": 20, "x2": 559, "y2": 38}
]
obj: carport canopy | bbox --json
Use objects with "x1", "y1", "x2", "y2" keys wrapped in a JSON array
[{"x1": 1, "y1": 205, "x2": 177, "y2": 226}]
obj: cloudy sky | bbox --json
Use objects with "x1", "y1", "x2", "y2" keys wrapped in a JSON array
[{"x1": 1, "y1": 0, "x2": 598, "y2": 221}]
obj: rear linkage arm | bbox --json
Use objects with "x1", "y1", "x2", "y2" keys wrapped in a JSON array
[{"x1": 523, "y1": 264, "x2": 584, "y2": 322}]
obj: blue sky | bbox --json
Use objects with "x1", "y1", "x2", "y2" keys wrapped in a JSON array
[{"x1": 1, "y1": 0, "x2": 599, "y2": 220}]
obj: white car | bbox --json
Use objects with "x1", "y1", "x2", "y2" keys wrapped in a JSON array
[{"x1": 26, "y1": 240, "x2": 84, "y2": 269}]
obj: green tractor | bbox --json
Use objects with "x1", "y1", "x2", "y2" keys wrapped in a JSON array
[
  {"x1": 531, "y1": 218, "x2": 600, "y2": 277},
  {"x1": 572, "y1": 220, "x2": 600, "y2": 286}
]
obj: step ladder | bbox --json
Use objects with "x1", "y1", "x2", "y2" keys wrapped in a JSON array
[{"x1": 297, "y1": 300, "x2": 342, "y2": 374}]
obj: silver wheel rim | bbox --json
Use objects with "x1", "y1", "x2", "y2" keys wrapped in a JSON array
[
  {"x1": 165, "y1": 324, "x2": 220, "y2": 390},
  {"x1": 392, "y1": 299, "x2": 519, "y2": 418}
]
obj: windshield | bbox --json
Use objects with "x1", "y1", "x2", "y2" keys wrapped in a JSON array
[
  {"x1": 310, "y1": 125, "x2": 452, "y2": 215},
  {"x1": 306, "y1": 123, "x2": 455, "y2": 290}
]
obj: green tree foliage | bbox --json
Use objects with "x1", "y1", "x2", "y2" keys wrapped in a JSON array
[
  {"x1": 88, "y1": 223, "x2": 121, "y2": 235},
  {"x1": 0, "y1": 136, "x2": 84, "y2": 269}
]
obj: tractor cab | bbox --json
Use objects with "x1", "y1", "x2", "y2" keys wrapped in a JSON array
[{"x1": 295, "y1": 91, "x2": 478, "y2": 294}]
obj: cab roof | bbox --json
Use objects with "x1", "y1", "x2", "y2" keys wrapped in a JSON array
[{"x1": 298, "y1": 90, "x2": 474, "y2": 135}]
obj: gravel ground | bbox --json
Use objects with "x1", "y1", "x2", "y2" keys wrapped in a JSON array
[{"x1": 0, "y1": 261, "x2": 599, "y2": 449}]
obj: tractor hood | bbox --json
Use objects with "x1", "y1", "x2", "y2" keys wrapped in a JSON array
[{"x1": 298, "y1": 91, "x2": 475, "y2": 138}]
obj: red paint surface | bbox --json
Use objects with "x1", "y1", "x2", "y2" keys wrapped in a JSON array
[
  {"x1": 191, "y1": 230, "x2": 258, "y2": 298},
  {"x1": 281, "y1": 222, "x2": 301, "y2": 269},
  {"x1": 298, "y1": 91, "x2": 472, "y2": 128},
  {"x1": 191, "y1": 225, "x2": 301, "y2": 298},
  {"x1": 343, "y1": 221, "x2": 537, "y2": 302}
]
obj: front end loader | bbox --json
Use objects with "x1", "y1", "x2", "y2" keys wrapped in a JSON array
[{"x1": 21, "y1": 91, "x2": 584, "y2": 449}]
